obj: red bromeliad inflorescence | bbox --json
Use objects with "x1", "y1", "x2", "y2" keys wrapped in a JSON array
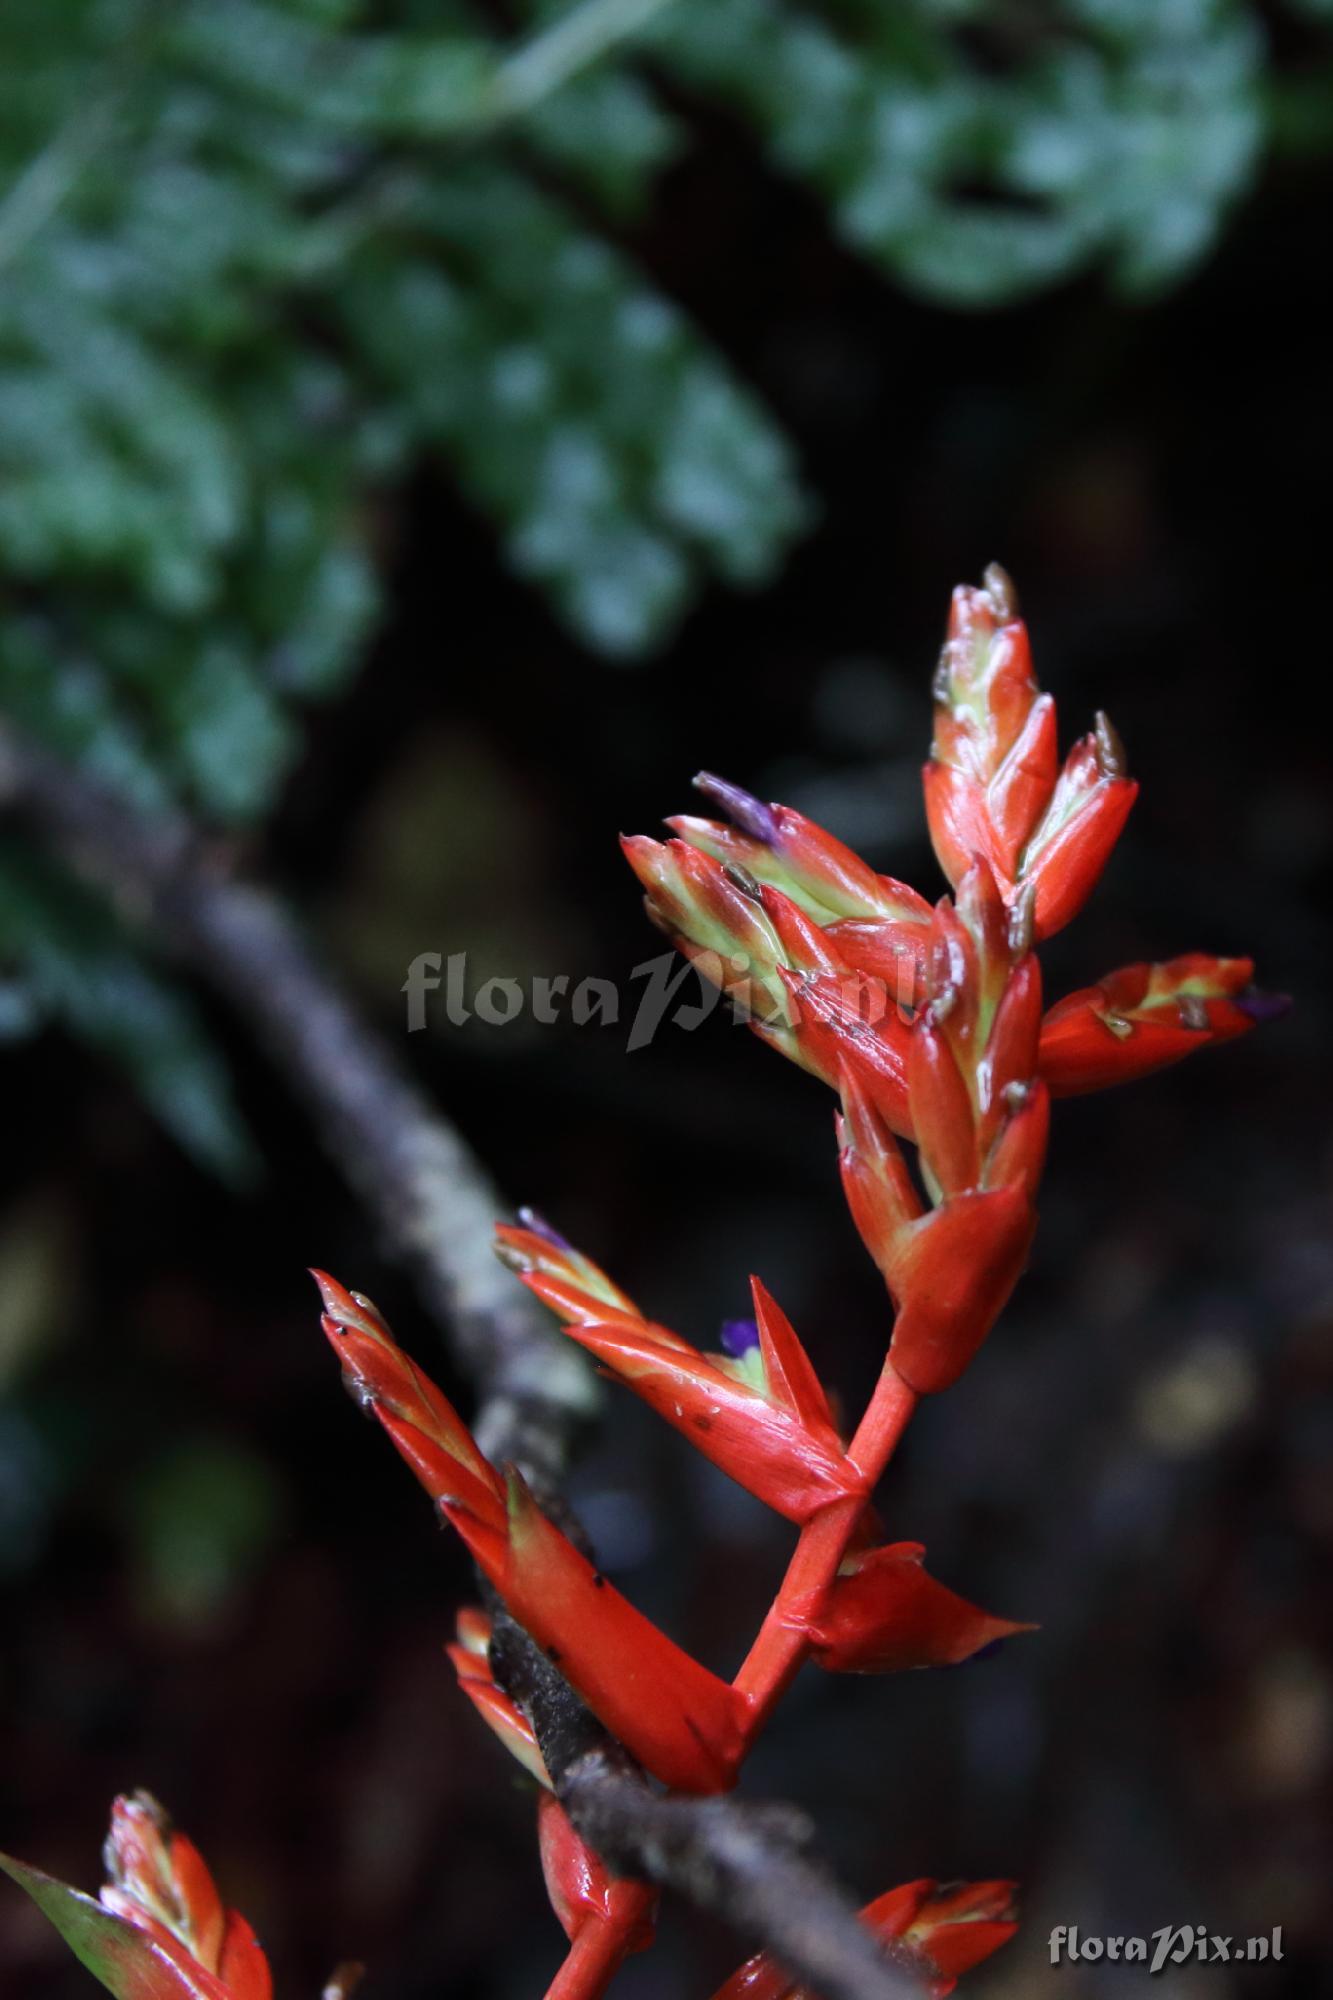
[
  {"x1": 5, "y1": 571, "x2": 1283, "y2": 2000},
  {"x1": 0, "y1": 1792, "x2": 295, "y2": 2000}
]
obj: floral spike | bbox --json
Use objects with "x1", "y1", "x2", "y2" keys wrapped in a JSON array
[
  {"x1": 1, "y1": 1796, "x2": 272, "y2": 2000},
  {"x1": 100, "y1": 1795, "x2": 228, "y2": 1975},
  {"x1": 315, "y1": 1275, "x2": 750, "y2": 1793},
  {"x1": 1039, "y1": 953, "x2": 1280, "y2": 1095},
  {"x1": 500, "y1": 1223, "x2": 861, "y2": 1523},
  {"x1": 292, "y1": 566, "x2": 1281, "y2": 2000},
  {"x1": 559, "y1": 1316, "x2": 862, "y2": 1523},
  {"x1": 924, "y1": 565, "x2": 1137, "y2": 937},
  {"x1": 622, "y1": 832, "x2": 918, "y2": 1134},
  {"x1": 789, "y1": 1543, "x2": 1036, "y2": 1674},
  {"x1": 620, "y1": 833, "x2": 795, "y2": 1026},
  {"x1": 446, "y1": 1609, "x2": 552, "y2": 1788},
  {"x1": 707, "y1": 1875, "x2": 1017, "y2": 2000},
  {"x1": 835, "y1": 869, "x2": 1048, "y2": 1401},
  {"x1": 766, "y1": 958, "x2": 914, "y2": 1136},
  {"x1": 493, "y1": 1224, "x2": 642, "y2": 1321},
  {"x1": 313, "y1": 1270, "x2": 505, "y2": 1536},
  {"x1": 672, "y1": 772, "x2": 933, "y2": 936}
]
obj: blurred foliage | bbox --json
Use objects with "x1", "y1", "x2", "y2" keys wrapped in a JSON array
[
  {"x1": 125, "y1": 1435, "x2": 285, "y2": 1630},
  {"x1": 0, "y1": 0, "x2": 1330, "y2": 1171},
  {"x1": 0, "y1": 842, "x2": 257, "y2": 1181}
]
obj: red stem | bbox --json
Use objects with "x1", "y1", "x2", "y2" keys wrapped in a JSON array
[
  {"x1": 539, "y1": 1364, "x2": 917, "y2": 1996},
  {"x1": 733, "y1": 1359, "x2": 918, "y2": 1732},
  {"x1": 541, "y1": 1902, "x2": 648, "y2": 2000}
]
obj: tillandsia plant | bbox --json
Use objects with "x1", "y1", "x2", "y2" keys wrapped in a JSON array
[{"x1": 3, "y1": 570, "x2": 1283, "y2": 1999}]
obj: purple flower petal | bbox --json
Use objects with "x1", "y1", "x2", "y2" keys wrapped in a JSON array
[
  {"x1": 1235, "y1": 988, "x2": 1292, "y2": 1026},
  {"x1": 516, "y1": 1205, "x2": 573, "y2": 1251},
  {"x1": 692, "y1": 771, "x2": 779, "y2": 846},
  {"x1": 719, "y1": 1317, "x2": 760, "y2": 1359}
]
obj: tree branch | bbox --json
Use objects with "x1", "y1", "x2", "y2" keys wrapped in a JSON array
[
  {"x1": 492, "y1": 1625, "x2": 925, "y2": 2000},
  {"x1": 0, "y1": 722, "x2": 923, "y2": 2000}
]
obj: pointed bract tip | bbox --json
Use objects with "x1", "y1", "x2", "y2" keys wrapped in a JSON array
[
  {"x1": 515, "y1": 1206, "x2": 573, "y2": 1251},
  {"x1": 982, "y1": 562, "x2": 1018, "y2": 620},
  {"x1": 692, "y1": 771, "x2": 779, "y2": 845},
  {"x1": 311, "y1": 1270, "x2": 388, "y2": 1345},
  {"x1": 114, "y1": 1787, "x2": 169, "y2": 1831},
  {"x1": 492, "y1": 1231, "x2": 530, "y2": 1272},
  {"x1": 310, "y1": 1268, "x2": 351, "y2": 1317}
]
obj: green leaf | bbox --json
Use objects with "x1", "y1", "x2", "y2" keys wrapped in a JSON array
[{"x1": 0, "y1": 1853, "x2": 219, "y2": 2000}]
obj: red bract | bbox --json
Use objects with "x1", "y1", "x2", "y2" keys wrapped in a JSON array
[
  {"x1": 622, "y1": 831, "x2": 919, "y2": 1133},
  {"x1": 1039, "y1": 952, "x2": 1274, "y2": 1094},
  {"x1": 497, "y1": 1473, "x2": 750, "y2": 1793},
  {"x1": 620, "y1": 831, "x2": 794, "y2": 1027},
  {"x1": 673, "y1": 773, "x2": 932, "y2": 931},
  {"x1": 836, "y1": 1058, "x2": 1044, "y2": 1396},
  {"x1": 100, "y1": 1795, "x2": 229, "y2": 1977},
  {"x1": 497, "y1": 1225, "x2": 862, "y2": 1523},
  {"x1": 708, "y1": 1876, "x2": 1018, "y2": 2000},
  {"x1": 924, "y1": 567, "x2": 1137, "y2": 938},
  {"x1": 101, "y1": 1797, "x2": 270, "y2": 2000},
  {"x1": 447, "y1": 1608, "x2": 552, "y2": 1787},
  {"x1": 315, "y1": 1271, "x2": 749, "y2": 1794},
  {"x1": 538, "y1": 1796, "x2": 657, "y2": 1955},
  {"x1": 792, "y1": 1542, "x2": 1035, "y2": 1674}
]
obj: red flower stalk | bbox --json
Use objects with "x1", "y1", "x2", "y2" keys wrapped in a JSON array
[
  {"x1": 538, "y1": 1796, "x2": 657, "y2": 1960},
  {"x1": 446, "y1": 1610, "x2": 659, "y2": 1999}
]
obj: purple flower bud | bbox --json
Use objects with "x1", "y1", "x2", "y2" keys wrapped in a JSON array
[
  {"x1": 516, "y1": 1205, "x2": 573, "y2": 1251},
  {"x1": 719, "y1": 1317, "x2": 760, "y2": 1359},
  {"x1": 1235, "y1": 988, "x2": 1292, "y2": 1026},
  {"x1": 693, "y1": 771, "x2": 779, "y2": 846}
]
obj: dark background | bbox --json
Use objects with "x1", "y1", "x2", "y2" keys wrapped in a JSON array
[{"x1": 3, "y1": 70, "x2": 1332, "y2": 2000}]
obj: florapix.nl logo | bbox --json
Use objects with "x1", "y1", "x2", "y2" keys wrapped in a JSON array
[
  {"x1": 402, "y1": 946, "x2": 919, "y2": 1051},
  {"x1": 1049, "y1": 1925, "x2": 1283, "y2": 1973}
]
